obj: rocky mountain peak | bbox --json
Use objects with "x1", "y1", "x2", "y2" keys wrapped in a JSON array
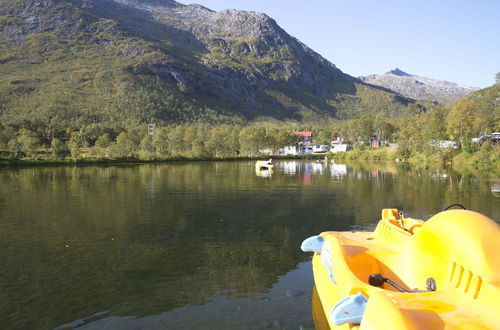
[
  {"x1": 112, "y1": 0, "x2": 180, "y2": 9},
  {"x1": 386, "y1": 68, "x2": 412, "y2": 77},
  {"x1": 360, "y1": 70, "x2": 478, "y2": 103},
  {"x1": 213, "y1": 9, "x2": 278, "y2": 38}
]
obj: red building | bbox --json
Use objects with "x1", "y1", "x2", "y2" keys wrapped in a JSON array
[{"x1": 294, "y1": 131, "x2": 313, "y2": 145}]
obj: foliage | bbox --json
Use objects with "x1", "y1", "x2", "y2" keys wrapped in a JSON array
[
  {"x1": 95, "y1": 133, "x2": 112, "y2": 148},
  {"x1": 453, "y1": 143, "x2": 500, "y2": 169},
  {"x1": 17, "y1": 128, "x2": 40, "y2": 155},
  {"x1": 51, "y1": 138, "x2": 68, "y2": 157},
  {"x1": 446, "y1": 98, "x2": 478, "y2": 144}
]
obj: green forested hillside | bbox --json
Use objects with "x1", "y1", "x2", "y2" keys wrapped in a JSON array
[{"x1": 0, "y1": 0, "x2": 417, "y2": 136}]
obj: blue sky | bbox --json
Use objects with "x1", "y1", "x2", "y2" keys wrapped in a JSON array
[{"x1": 181, "y1": 0, "x2": 499, "y2": 88}]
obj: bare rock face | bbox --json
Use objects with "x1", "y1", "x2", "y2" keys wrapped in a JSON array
[
  {"x1": 105, "y1": 0, "x2": 346, "y2": 101},
  {"x1": 360, "y1": 68, "x2": 478, "y2": 103},
  {"x1": 108, "y1": 0, "x2": 334, "y2": 65}
]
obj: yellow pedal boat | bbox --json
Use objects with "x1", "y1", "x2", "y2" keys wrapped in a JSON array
[
  {"x1": 255, "y1": 160, "x2": 274, "y2": 171},
  {"x1": 301, "y1": 208, "x2": 500, "y2": 329}
]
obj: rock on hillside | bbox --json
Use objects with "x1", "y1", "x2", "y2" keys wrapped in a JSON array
[{"x1": 360, "y1": 68, "x2": 478, "y2": 103}]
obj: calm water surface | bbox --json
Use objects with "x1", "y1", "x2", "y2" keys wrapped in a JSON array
[{"x1": 0, "y1": 161, "x2": 499, "y2": 329}]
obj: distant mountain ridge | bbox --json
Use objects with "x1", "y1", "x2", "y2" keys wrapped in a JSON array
[
  {"x1": 359, "y1": 68, "x2": 478, "y2": 103},
  {"x1": 0, "y1": 0, "x2": 416, "y2": 129}
]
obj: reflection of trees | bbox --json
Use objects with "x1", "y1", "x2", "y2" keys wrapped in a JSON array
[
  {"x1": 0, "y1": 162, "x2": 498, "y2": 329},
  {"x1": 0, "y1": 164, "x2": 342, "y2": 328}
]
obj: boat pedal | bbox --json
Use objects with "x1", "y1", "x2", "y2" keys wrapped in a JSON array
[
  {"x1": 330, "y1": 292, "x2": 367, "y2": 326},
  {"x1": 300, "y1": 235, "x2": 324, "y2": 253}
]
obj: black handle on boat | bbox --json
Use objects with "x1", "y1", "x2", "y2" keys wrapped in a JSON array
[
  {"x1": 368, "y1": 274, "x2": 436, "y2": 293},
  {"x1": 369, "y1": 274, "x2": 409, "y2": 292},
  {"x1": 443, "y1": 203, "x2": 466, "y2": 211}
]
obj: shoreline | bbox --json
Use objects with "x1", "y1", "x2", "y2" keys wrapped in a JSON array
[
  {"x1": 1, "y1": 149, "x2": 498, "y2": 175},
  {"x1": 0, "y1": 154, "x2": 327, "y2": 168}
]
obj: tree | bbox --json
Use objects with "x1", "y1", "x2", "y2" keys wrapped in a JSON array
[
  {"x1": 422, "y1": 106, "x2": 447, "y2": 142},
  {"x1": 496, "y1": 72, "x2": 500, "y2": 85},
  {"x1": 167, "y1": 126, "x2": 185, "y2": 155},
  {"x1": 67, "y1": 132, "x2": 83, "y2": 159},
  {"x1": 373, "y1": 112, "x2": 395, "y2": 141},
  {"x1": 223, "y1": 125, "x2": 241, "y2": 156},
  {"x1": 205, "y1": 126, "x2": 239, "y2": 158},
  {"x1": 153, "y1": 127, "x2": 172, "y2": 156},
  {"x1": 394, "y1": 113, "x2": 428, "y2": 155},
  {"x1": 447, "y1": 98, "x2": 478, "y2": 145},
  {"x1": 79, "y1": 124, "x2": 103, "y2": 147},
  {"x1": 182, "y1": 125, "x2": 198, "y2": 152},
  {"x1": 139, "y1": 135, "x2": 154, "y2": 159},
  {"x1": 239, "y1": 126, "x2": 266, "y2": 156},
  {"x1": 95, "y1": 133, "x2": 112, "y2": 148},
  {"x1": 0, "y1": 125, "x2": 16, "y2": 148},
  {"x1": 353, "y1": 114, "x2": 373, "y2": 142},
  {"x1": 115, "y1": 132, "x2": 136, "y2": 156},
  {"x1": 7, "y1": 137, "x2": 22, "y2": 155},
  {"x1": 266, "y1": 127, "x2": 297, "y2": 152},
  {"x1": 17, "y1": 128, "x2": 40, "y2": 155},
  {"x1": 127, "y1": 125, "x2": 147, "y2": 147},
  {"x1": 51, "y1": 138, "x2": 68, "y2": 157},
  {"x1": 191, "y1": 126, "x2": 207, "y2": 158}
]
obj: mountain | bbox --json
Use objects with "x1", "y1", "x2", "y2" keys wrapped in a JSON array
[
  {"x1": 0, "y1": 0, "x2": 416, "y2": 131},
  {"x1": 359, "y1": 68, "x2": 478, "y2": 104}
]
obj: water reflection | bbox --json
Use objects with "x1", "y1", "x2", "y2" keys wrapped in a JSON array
[
  {"x1": 63, "y1": 261, "x2": 315, "y2": 329},
  {"x1": 280, "y1": 161, "x2": 299, "y2": 175},
  {"x1": 330, "y1": 164, "x2": 348, "y2": 181},
  {"x1": 430, "y1": 171, "x2": 450, "y2": 181},
  {"x1": 255, "y1": 168, "x2": 273, "y2": 178},
  {"x1": 0, "y1": 161, "x2": 498, "y2": 329},
  {"x1": 492, "y1": 181, "x2": 500, "y2": 195}
]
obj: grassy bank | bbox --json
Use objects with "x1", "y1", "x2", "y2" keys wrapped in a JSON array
[
  {"x1": 331, "y1": 145, "x2": 500, "y2": 172},
  {"x1": 330, "y1": 146, "x2": 399, "y2": 161}
]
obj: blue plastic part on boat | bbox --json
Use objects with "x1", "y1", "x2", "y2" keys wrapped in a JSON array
[
  {"x1": 300, "y1": 235, "x2": 324, "y2": 253},
  {"x1": 330, "y1": 292, "x2": 368, "y2": 326}
]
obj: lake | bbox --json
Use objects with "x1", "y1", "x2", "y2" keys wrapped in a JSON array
[{"x1": 0, "y1": 161, "x2": 498, "y2": 329}]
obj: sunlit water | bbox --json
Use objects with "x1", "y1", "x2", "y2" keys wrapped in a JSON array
[{"x1": 0, "y1": 161, "x2": 498, "y2": 329}]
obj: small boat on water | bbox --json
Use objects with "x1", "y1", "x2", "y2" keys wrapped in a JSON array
[
  {"x1": 302, "y1": 208, "x2": 500, "y2": 329},
  {"x1": 255, "y1": 160, "x2": 274, "y2": 171}
]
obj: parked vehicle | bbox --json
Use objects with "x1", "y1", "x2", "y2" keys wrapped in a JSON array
[
  {"x1": 313, "y1": 144, "x2": 330, "y2": 153},
  {"x1": 330, "y1": 143, "x2": 353, "y2": 153},
  {"x1": 473, "y1": 135, "x2": 491, "y2": 144},
  {"x1": 473, "y1": 133, "x2": 499, "y2": 145},
  {"x1": 491, "y1": 132, "x2": 500, "y2": 144}
]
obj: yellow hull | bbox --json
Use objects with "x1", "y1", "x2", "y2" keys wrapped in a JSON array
[
  {"x1": 255, "y1": 160, "x2": 274, "y2": 171},
  {"x1": 302, "y1": 209, "x2": 500, "y2": 329}
]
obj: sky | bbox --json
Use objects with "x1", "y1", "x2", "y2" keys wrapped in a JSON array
[{"x1": 180, "y1": 0, "x2": 499, "y2": 88}]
